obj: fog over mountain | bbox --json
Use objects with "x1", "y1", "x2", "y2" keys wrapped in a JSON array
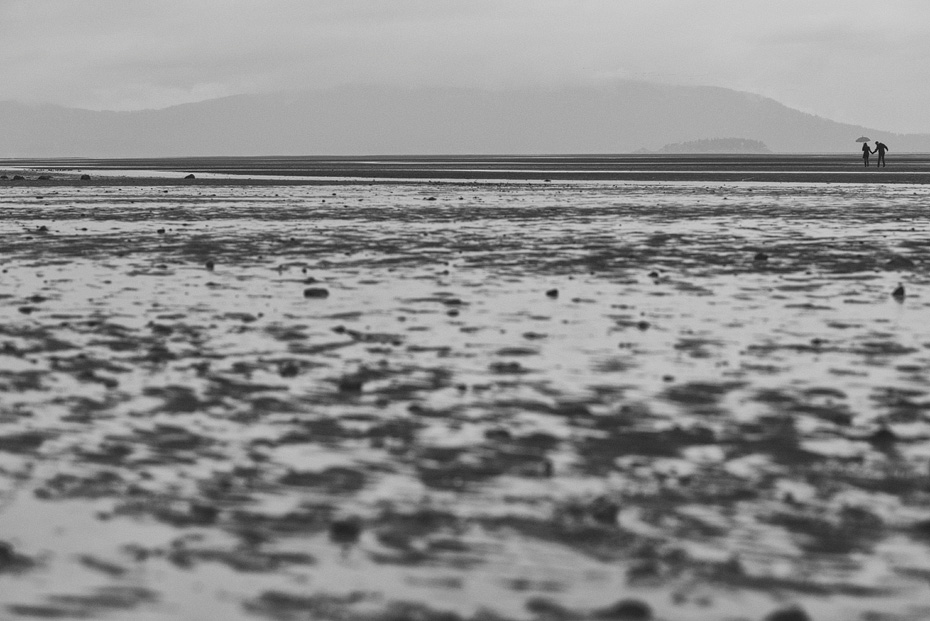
[{"x1": 1, "y1": 81, "x2": 928, "y2": 157}]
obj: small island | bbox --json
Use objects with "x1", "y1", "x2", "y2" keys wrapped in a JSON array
[{"x1": 644, "y1": 137, "x2": 772, "y2": 154}]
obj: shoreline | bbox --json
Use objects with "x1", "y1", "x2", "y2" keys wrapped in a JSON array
[{"x1": 4, "y1": 153, "x2": 930, "y2": 185}]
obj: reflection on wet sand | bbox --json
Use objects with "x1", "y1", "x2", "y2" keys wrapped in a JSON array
[{"x1": 1, "y1": 180, "x2": 930, "y2": 620}]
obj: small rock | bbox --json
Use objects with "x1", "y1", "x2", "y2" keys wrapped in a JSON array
[
  {"x1": 80, "y1": 174, "x2": 92, "y2": 181},
  {"x1": 12, "y1": 175, "x2": 25, "y2": 181},
  {"x1": 37, "y1": 175, "x2": 51, "y2": 180},
  {"x1": 869, "y1": 426, "x2": 898, "y2": 446},
  {"x1": 892, "y1": 284, "x2": 906, "y2": 299},
  {"x1": 303, "y1": 287, "x2": 330, "y2": 299},
  {"x1": 426, "y1": 196, "x2": 437, "y2": 201},
  {"x1": 886, "y1": 255, "x2": 915, "y2": 269},
  {"x1": 763, "y1": 605, "x2": 811, "y2": 621},
  {"x1": 204, "y1": 260, "x2": 214, "y2": 270},
  {"x1": 156, "y1": 228, "x2": 165, "y2": 234},
  {"x1": 546, "y1": 288, "x2": 559, "y2": 298},
  {"x1": 329, "y1": 518, "x2": 362, "y2": 545},
  {"x1": 188, "y1": 503, "x2": 219, "y2": 526},
  {"x1": 525, "y1": 598, "x2": 572, "y2": 617},
  {"x1": 636, "y1": 320, "x2": 650, "y2": 331},
  {"x1": 593, "y1": 598, "x2": 652, "y2": 620},
  {"x1": 589, "y1": 496, "x2": 620, "y2": 526},
  {"x1": 279, "y1": 362, "x2": 300, "y2": 378},
  {"x1": 0, "y1": 541, "x2": 15, "y2": 564},
  {"x1": 338, "y1": 376, "x2": 364, "y2": 393},
  {"x1": 184, "y1": 174, "x2": 196, "y2": 179},
  {"x1": 754, "y1": 252, "x2": 769, "y2": 262}
]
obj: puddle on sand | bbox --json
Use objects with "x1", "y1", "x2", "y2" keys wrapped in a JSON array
[{"x1": 1, "y1": 181, "x2": 930, "y2": 620}]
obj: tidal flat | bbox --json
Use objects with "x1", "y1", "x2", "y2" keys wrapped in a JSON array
[{"x1": 1, "y1": 177, "x2": 930, "y2": 620}]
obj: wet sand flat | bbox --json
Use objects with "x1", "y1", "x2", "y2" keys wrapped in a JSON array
[
  {"x1": 1, "y1": 174, "x2": 930, "y2": 620},
  {"x1": 6, "y1": 153, "x2": 930, "y2": 184}
]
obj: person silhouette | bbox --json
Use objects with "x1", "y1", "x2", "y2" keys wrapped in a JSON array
[
  {"x1": 873, "y1": 141, "x2": 889, "y2": 167},
  {"x1": 861, "y1": 142, "x2": 871, "y2": 167}
]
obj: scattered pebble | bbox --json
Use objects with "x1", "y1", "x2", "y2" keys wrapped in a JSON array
[
  {"x1": 592, "y1": 598, "x2": 652, "y2": 620},
  {"x1": 892, "y1": 284, "x2": 906, "y2": 299},
  {"x1": 329, "y1": 518, "x2": 362, "y2": 545},
  {"x1": 338, "y1": 376, "x2": 364, "y2": 393},
  {"x1": 869, "y1": 426, "x2": 898, "y2": 447},
  {"x1": 303, "y1": 287, "x2": 330, "y2": 299},
  {"x1": 546, "y1": 288, "x2": 559, "y2": 298},
  {"x1": 764, "y1": 606, "x2": 811, "y2": 621},
  {"x1": 886, "y1": 255, "x2": 916, "y2": 269}
]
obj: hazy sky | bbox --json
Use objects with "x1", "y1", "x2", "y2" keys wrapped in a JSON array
[{"x1": 2, "y1": 0, "x2": 930, "y2": 133}]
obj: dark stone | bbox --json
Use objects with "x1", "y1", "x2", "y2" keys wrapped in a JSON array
[
  {"x1": 303, "y1": 287, "x2": 329, "y2": 299},
  {"x1": 763, "y1": 606, "x2": 811, "y2": 621},
  {"x1": 278, "y1": 362, "x2": 299, "y2": 378},
  {"x1": 188, "y1": 503, "x2": 219, "y2": 526},
  {"x1": 593, "y1": 598, "x2": 652, "y2": 620},
  {"x1": 205, "y1": 260, "x2": 215, "y2": 270},
  {"x1": 636, "y1": 320, "x2": 650, "y2": 331},
  {"x1": 184, "y1": 174, "x2": 196, "y2": 179},
  {"x1": 329, "y1": 518, "x2": 362, "y2": 544},
  {"x1": 886, "y1": 255, "x2": 915, "y2": 269},
  {"x1": 157, "y1": 228, "x2": 165, "y2": 234},
  {"x1": 754, "y1": 252, "x2": 769, "y2": 262},
  {"x1": 589, "y1": 496, "x2": 619, "y2": 525},
  {"x1": 892, "y1": 284, "x2": 906, "y2": 299},
  {"x1": 869, "y1": 426, "x2": 897, "y2": 446},
  {"x1": 0, "y1": 541, "x2": 15, "y2": 565},
  {"x1": 80, "y1": 174, "x2": 92, "y2": 181},
  {"x1": 12, "y1": 175, "x2": 25, "y2": 181},
  {"x1": 338, "y1": 376, "x2": 364, "y2": 393},
  {"x1": 525, "y1": 598, "x2": 572, "y2": 617},
  {"x1": 545, "y1": 288, "x2": 559, "y2": 298}
]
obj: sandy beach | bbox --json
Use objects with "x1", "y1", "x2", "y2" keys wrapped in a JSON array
[{"x1": 1, "y1": 159, "x2": 930, "y2": 620}]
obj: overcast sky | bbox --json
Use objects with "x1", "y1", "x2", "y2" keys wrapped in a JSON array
[{"x1": 2, "y1": 0, "x2": 929, "y2": 133}]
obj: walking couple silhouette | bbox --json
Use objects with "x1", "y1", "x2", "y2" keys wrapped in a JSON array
[{"x1": 862, "y1": 141, "x2": 888, "y2": 167}]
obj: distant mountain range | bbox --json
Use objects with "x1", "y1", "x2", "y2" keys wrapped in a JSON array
[{"x1": 1, "y1": 82, "x2": 928, "y2": 157}]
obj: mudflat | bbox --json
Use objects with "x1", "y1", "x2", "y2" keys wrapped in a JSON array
[
  {"x1": 4, "y1": 153, "x2": 930, "y2": 184},
  {"x1": 0, "y1": 162, "x2": 929, "y2": 620}
]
